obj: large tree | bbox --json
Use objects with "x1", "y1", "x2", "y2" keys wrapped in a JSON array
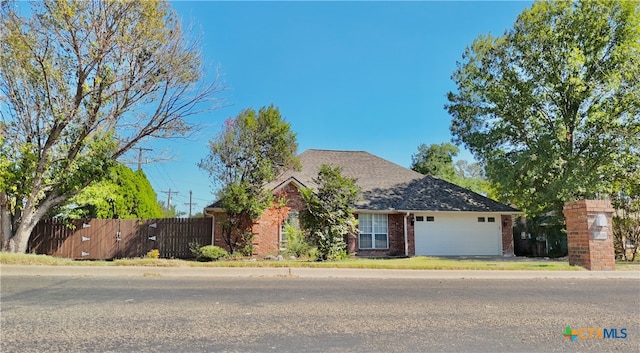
[
  {"x1": 410, "y1": 143, "x2": 459, "y2": 181},
  {"x1": 411, "y1": 143, "x2": 492, "y2": 196},
  {"x1": 446, "y1": 0, "x2": 639, "y2": 220},
  {"x1": 300, "y1": 165, "x2": 360, "y2": 261},
  {"x1": 453, "y1": 159, "x2": 493, "y2": 197},
  {"x1": 198, "y1": 105, "x2": 299, "y2": 254},
  {"x1": 0, "y1": 0, "x2": 223, "y2": 252},
  {"x1": 610, "y1": 151, "x2": 640, "y2": 261},
  {"x1": 54, "y1": 163, "x2": 164, "y2": 219}
]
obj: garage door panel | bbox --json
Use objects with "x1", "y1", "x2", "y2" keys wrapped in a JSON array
[{"x1": 414, "y1": 214, "x2": 501, "y2": 256}]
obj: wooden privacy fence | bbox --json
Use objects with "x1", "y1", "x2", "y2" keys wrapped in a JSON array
[{"x1": 28, "y1": 218, "x2": 213, "y2": 260}]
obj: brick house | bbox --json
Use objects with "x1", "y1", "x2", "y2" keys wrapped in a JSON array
[{"x1": 204, "y1": 149, "x2": 520, "y2": 257}]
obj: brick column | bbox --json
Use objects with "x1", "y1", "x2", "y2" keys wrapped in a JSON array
[
  {"x1": 501, "y1": 215, "x2": 514, "y2": 256},
  {"x1": 563, "y1": 200, "x2": 615, "y2": 270}
]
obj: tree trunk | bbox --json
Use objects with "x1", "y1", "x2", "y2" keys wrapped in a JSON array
[
  {"x1": 7, "y1": 218, "x2": 37, "y2": 253},
  {"x1": 2, "y1": 198, "x2": 43, "y2": 253}
]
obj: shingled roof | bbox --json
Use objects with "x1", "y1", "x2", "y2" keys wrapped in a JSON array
[{"x1": 219, "y1": 149, "x2": 518, "y2": 213}]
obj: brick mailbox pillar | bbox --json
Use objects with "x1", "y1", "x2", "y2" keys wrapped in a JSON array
[{"x1": 563, "y1": 200, "x2": 615, "y2": 270}]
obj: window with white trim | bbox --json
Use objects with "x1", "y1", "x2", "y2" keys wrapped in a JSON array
[
  {"x1": 280, "y1": 211, "x2": 299, "y2": 244},
  {"x1": 358, "y1": 214, "x2": 388, "y2": 249}
]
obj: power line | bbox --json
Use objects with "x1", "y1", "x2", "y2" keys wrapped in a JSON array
[
  {"x1": 159, "y1": 163, "x2": 180, "y2": 192},
  {"x1": 152, "y1": 164, "x2": 171, "y2": 188}
]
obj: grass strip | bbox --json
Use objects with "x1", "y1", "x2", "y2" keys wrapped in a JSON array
[{"x1": 0, "y1": 252, "x2": 602, "y2": 270}]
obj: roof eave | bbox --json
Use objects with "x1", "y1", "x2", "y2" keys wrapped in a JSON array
[{"x1": 353, "y1": 208, "x2": 524, "y2": 214}]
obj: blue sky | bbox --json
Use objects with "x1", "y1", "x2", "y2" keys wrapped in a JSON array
[{"x1": 139, "y1": 1, "x2": 533, "y2": 215}]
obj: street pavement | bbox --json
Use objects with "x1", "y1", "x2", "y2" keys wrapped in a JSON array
[{"x1": 1, "y1": 266, "x2": 639, "y2": 353}]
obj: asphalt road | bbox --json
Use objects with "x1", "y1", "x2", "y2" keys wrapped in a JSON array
[{"x1": 1, "y1": 275, "x2": 638, "y2": 353}]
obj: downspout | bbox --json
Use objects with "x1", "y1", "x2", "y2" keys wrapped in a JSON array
[{"x1": 404, "y1": 212, "x2": 409, "y2": 257}]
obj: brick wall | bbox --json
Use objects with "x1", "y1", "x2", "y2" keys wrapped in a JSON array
[
  {"x1": 354, "y1": 213, "x2": 410, "y2": 257},
  {"x1": 212, "y1": 183, "x2": 306, "y2": 256},
  {"x1": 211, "y1": 211, "x2": 253, "y2": 253},
  {"x1": 501, "y1": 215, "x2": 514, "y2": 256},
  {"x1": 388, "y1": 214, "x2": 407, "y2": 256},
  {"x1": 213, "y1": 182, "x2": 426, "y2": 258},
  {"x1": 251, "y1": 207, "x2": 281, "y2": 256},
  {"x1": 212, "y1": 211, "x2": 225, "y2": 250},
  {"x1": 563, "y1": 200, "x2": 615, "y2": 270},
  {"x1": 250, "y1": 183, "x2": 306, "y2": 257}
]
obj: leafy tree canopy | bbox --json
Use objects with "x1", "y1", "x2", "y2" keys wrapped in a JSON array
[
  {"x1": 411, "y1": 143, "x2": 492, "y2": 196},
  {"x1": 453, "y1": 160, "x2": 494, "y2": 198},
  {"x1": 158, "y1": 200, "x2": 186, "y2": 219},
  {"x1": 300, "y1": 164, "x2": 361, "y2": 261},
  {"x1": 54, "y1": 164, "x2": 163, "y2": 219},
  {"x1": 0, "y1": 0, "x2": 222, "y2": 252},
  {"x1": 198, "y1": 105, "x2": 299, "y2": 254},
  {"x1": 410, "y1": 143, "x2": 459, "y2": 180},
  {"x1": 446, "y1": 0, "x2": 640, "y2": 220}
]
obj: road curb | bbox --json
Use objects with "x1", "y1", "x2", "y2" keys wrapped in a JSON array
[{"x1": 1, "y1": 264, "x2": 639, "y2": 279}]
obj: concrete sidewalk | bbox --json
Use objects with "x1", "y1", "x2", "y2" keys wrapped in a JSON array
[{"x1": 1, "y1": 264, "x2": 638, "y2": 279}]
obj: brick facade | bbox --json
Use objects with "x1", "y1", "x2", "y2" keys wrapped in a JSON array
[
  {"x1": 352, "y1": 213, "x2": 412, "y2": 257},
  {"x1": 250, "y1": 183, "x2": 306, "y2": 256},
  {"x1": 501, "y1": 215, "x2": 514, "y2": 256},
  {"x1": 563, "y1": 200, "x2": 615, "y2": 270},
  {"x1": 248, "y1": 184, "x2": 414, "y2": 258},
  {"x1": 214, "y1": 192, "x2": 415, "y2": 257},
  {"x1": 407, "y1": 215, "x2": 416, "y2": 256},
  {"x1": 212, "y1": 183, "x2": 306, "y2": 256},
  {"x1": 212, "y1": 180, "x2": 512, "y2": 258}
]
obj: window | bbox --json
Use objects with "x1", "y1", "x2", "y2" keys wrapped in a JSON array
[
  {"x1": 358, "y1": 214, "x2": 388, "y2": 249},
  {"x1": 478, "y1": 217, "x2": 486, "y2": 222},
  {"x1": 426, "y1": 216, "x2": 435, "y2": 222},
  {"x1": 280, "y1": 211, "x2": 299, "y2": 244},
  {"x1": 415, "y1": 216, "x2": 424, "y2": 222},
  {"x1": 488, "y1": 217, "x2": 496, "y2": 223}
]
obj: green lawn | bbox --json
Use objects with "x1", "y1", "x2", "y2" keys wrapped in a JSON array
[{"x1": 0, "y1": 252, "x2": 601, "y2": 270}]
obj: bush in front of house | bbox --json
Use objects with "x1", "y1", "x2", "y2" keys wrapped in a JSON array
[
  {"x1": 145, "y1": 249, "x2": 160, "y2": 259},
  {"x1": 282, "y1": 224, "x2": 317, "y2": 259},
  {"x1": 189, "y1": 242, "x2": 202, "y2": 258},
  {"x1": 196, "y1": 245, "x2": 228, "y2": 262}
]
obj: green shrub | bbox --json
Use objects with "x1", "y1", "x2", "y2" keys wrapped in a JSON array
[
  {"x1": 145, "y1": 249, "x2": 160, "y2": 259},
  {"x1": 330, "y1": 249, "x2": 349, "y2": 261},
  {"x1": 188, "y1": 242, "x2": 201, "y2": 258},
  {"x1": 237, "y1": 231, "x2": 254, "y2": 256},
  {"x1": 282, "y1": 224, "x2": 316, "y2": 259},
  {"x1": 196, "y1": 245, "x2": 228, "y2": 262}
]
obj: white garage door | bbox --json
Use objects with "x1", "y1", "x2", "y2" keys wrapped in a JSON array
[{"x1": 414, "y1": 213, "x2": 502, "y2": 256}]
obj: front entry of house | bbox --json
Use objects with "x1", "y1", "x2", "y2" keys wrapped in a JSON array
[{"x1": 413, "y1": 213, "x2": 502, "y2": 256}]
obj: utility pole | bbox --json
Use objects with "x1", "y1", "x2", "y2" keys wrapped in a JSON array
[
  {"x1": 135, "y1": 147, "x2": 153, "y2": 171},
  {"x1": 161, "y1": 189, "x2": 179, "y2": 209},
  {"x1": 184, "y1": 190, "x2": 197, "y2": 218}
]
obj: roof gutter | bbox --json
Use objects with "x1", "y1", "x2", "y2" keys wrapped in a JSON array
[
  {"x1": 392, "y1": 209, "x2": 524, "y2": 215},
  {"x1": 204, "y1": 207, "x2": 225, "y2": 215}
]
